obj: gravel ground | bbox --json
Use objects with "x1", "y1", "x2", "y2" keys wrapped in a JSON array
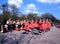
[{"x1": 0, "y1": 26, "x2": 60, "y2": 44}]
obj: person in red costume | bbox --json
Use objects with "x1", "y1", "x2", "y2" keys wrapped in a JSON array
[
  {"x1": 29, "y1": 19, "x2": 35, "y2": 33},
  {"x1": 29, "y1": 19, "x2": 34, "y2": 29},
  {"x1": 24, "y1": 19, "x2": 30, "y2": 34},
  {"x1": 38, "y1": 19, "x2": 46, "y2": 33},
  {"x1": 34, "y1": 19, "x2": 39, "y2": 30},
  {"x1": 45, "y1": 19, "x2": 51, "y2": 31}
]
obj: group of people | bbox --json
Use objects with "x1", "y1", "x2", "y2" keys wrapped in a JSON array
[{"x1": 0, "y1": 18, "x2": 52, "y2": 34}]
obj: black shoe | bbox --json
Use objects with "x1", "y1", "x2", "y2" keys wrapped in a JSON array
[{"x1": 23, "y1": 32, "x2": 29, "y2": 34}]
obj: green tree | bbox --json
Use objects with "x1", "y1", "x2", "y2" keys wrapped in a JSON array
[
  {"x1": 27, "y1": 13, "x2": 38, "y2": 20},
  {"x1": 10, "y1": 5, "x2": 20, "y2": 20},
  {"x1": 20, "y1": 14, "x2": 27, "y2": 20},
  {"x1": 0, "y1": 14, "x2": 3, "y2": 22},
  {"x1": 0, "y1": 3, "x2": 12, "y2": 24},
  {"x1": 41, "y1": 13, "x2": 56, "y2": 22}
]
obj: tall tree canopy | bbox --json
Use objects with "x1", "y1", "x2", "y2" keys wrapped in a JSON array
[
  {"x1": 27, "y1": 13, "x2": 38, "y2": 20},
  {"x1": 41, "y1": 13, "x2": 56, "y2": 22}
]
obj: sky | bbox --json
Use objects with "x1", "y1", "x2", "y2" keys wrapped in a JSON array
[{"x1": 0, "y1": 0, "x2": 60, "y2": 19}]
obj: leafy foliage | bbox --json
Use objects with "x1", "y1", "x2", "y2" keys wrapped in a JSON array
[
  {"x1": 0, "y1": 3, "x2": 60, "y2": 24},
  {"x1": 27, "y1": 13, "x2": 38, "y2": 20}
]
